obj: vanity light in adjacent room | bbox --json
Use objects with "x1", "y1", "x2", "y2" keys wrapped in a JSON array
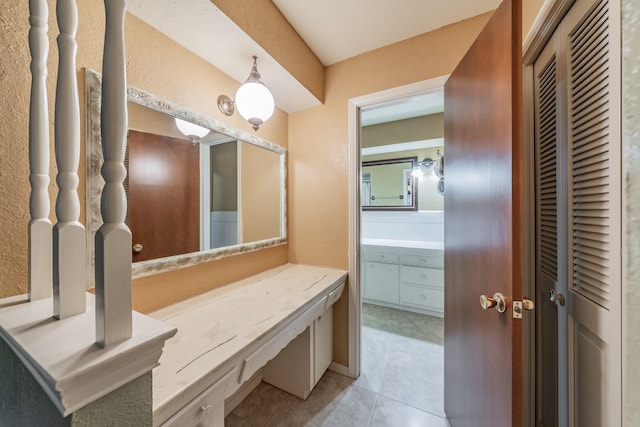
[
  {"x1": 174, "y1": 118, "x2": 209, "y2": 143},
  {"x1": 411, "y1": 157, "x2": 435, "y2": 177},
  {"x1": 217, "y1": 56, "x2": 275, "y2": 131}
]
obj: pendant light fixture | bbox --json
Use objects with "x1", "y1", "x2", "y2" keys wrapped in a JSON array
[{"x1": 217, "y1": 56, "x2": 275, "y2": 131}]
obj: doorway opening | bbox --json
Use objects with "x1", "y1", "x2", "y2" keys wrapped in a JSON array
[{"x1": 347, "y1": 76, "x2": 449, "y2": 422}]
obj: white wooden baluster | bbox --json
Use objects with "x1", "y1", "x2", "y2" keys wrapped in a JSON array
[
  {"x1": 53, "y1": 0, "x2": 86, "y2": 319},
  {"x1": 28, "y1": 0, "x2": 52, "y2": 301},
  {"x1": 95, "y1": 0, "x2": 132, "y2": 347}
]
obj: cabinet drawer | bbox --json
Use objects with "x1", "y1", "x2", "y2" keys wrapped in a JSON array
[
  {"x1": 400, "y1": 284, "x2": 444, "y2": 311},
  {"x1": 399, "y1": 254, "x2": 444, "y2": 269},
  {"x1": 161, "y1": 366, "x2": 238, "y2": 427},
  {"x1": 363, "y1": 251, "x2": 399, "y2": 264},
  {"x1": 401, "y1": 266, "x2": 443, "y2": 287}
]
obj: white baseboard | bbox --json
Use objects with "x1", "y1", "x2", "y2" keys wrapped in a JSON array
[{"x1": 328, "y1": 362, "x2": 351, "y2": 378}]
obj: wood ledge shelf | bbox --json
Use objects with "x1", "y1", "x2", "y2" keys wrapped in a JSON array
[{"x1": 0, "y1": 293, "x2": 177, "y2": 417}]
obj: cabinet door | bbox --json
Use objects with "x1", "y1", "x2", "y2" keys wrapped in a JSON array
[
  {"x1": 363, "y1": 261, "x2": 399, "y2": 304},
  {"x1": 314, "y1": 306, "x2": 333, "y2": 382}
]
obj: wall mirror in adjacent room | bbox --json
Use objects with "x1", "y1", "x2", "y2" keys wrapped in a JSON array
[
  {"x1": 85, "y1": 69, "x2": 286, "y2": 282},
  {"x1": 360, "y1": 91, "x2": 445, "y2": 212},
  {"x1": 361, "y1": 156, "x2": 418, "y2": 210}
]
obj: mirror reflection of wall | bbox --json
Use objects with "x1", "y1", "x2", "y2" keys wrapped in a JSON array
[
  {"x1": 209, "y1": 141, "x2": 238, "y2": 249},
  {"x1": 241, "y1": 143, "x2": 282, "y2": 242},
  {"x1": 360, "y1": 111, "x2": 444, "y2": 211}
]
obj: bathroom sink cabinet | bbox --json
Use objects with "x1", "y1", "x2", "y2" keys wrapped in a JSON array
[{"x1": 362, "y1": 245, "x2": 444, "y2": 317}]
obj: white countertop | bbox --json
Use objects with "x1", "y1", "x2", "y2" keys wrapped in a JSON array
[
  {"x1": 362, "y1": 238, "x2": 444, "y2": 251},
  {"x1": 150, "y1": 263, "x2": 348, "y2": 422}
]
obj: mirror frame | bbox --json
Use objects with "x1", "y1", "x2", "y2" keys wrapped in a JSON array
[
  {"x1": 85, "y1": 68, "x2": 287, "y2": 283},
  {"x1": 362, "y1": 156, "x2": 418, "y2": 211}
]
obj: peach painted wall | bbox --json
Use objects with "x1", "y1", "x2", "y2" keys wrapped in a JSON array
[
  {"x1": 287, "y1": 13, "x2": 493, "y2": 365},
  {"x1": 0, "y1": 1, "x2": 289, "y2": 308},
  {"x1": 523, "y1": 0, "x2": 546, "y2": 39}
]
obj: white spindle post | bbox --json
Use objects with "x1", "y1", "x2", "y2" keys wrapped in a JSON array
[
  {"x1": 53, "y1": 0, "x2": 86, "y2": 318},
  {"x1": 28, "y1": 0, "x2": 53, "y2": 301},
  {"x1": 95, "y1": 0, "x2": 132, "y2": 347}
]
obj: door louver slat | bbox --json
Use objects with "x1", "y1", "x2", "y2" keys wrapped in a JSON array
[
  {"x1": 536, "y1": 55, "x2": 558, "y2": 281},
  {"x1": 570, "y1": 0, "x2": 611, "y2": 309}
]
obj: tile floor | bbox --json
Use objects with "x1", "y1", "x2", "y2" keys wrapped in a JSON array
[{"x1": 225, "y1": 303, "x2": 449, "y2": 427}]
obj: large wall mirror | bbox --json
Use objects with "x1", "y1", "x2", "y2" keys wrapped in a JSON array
[{"x1": 85, "y1": 69, "x2": 286, "y2": 282}]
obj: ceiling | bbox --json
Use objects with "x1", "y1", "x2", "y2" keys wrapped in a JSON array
[
  {"x1": 273, "y1": 0, "x2": 500, "y2": 66},
  {"x1": 127, "y1": 0, "x2": 500, "y2": 115}
]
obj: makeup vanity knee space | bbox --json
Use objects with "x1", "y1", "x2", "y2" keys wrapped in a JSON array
[{"x1": 150, "y1": 264, "x2": 347, "y2": 427}]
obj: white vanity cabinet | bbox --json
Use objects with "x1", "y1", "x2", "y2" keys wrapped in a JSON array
[
  {"x1": 362, "y1": 244, "x2": 444, "y2": 316},
  {"x1": 151, "y1": 265, "x2": 347, "y2": 427},
  {"x1": 263, "y1": 306, "x2": 333, "y2": 399},
  {"x1": 363, "y1": 255, "x2": 400, "y2": 304}
]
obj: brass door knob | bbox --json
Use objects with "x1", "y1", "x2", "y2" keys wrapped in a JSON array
[
  {"x1": 480, "y1": 292, "x2": 507, "y2": 313},
  {"x1": 133, "y1": 243, "x2": 143, "y2": 253}
]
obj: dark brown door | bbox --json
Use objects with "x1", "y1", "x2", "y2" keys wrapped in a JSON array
[
  {"x1": 127, "y1": 130, "x2": 200, "y2": 262},
  {"x1": 443, "y1": 0, "x2": 524, "y2": 426}
]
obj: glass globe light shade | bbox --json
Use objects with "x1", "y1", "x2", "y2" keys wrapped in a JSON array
[
  {"x1": 174, "y1": 118, "x2": 209, "y2": 140},
  {"x1": 410, "y1": 165, "x2": 424, "y2": 177},
  {"x1": 235, "y1": 82, "x2": 274, "y2": 130}
]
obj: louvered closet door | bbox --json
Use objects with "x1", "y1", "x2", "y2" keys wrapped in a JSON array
[
  {"x1": 566, "y1": 0, "x2": 621, "y2": 425},
  {"x1": 533, "y1": 0, "x2": 621, "y2": 425},
  {"x1": 533, "y1": 38, "x2": 567, "y2": 427}
]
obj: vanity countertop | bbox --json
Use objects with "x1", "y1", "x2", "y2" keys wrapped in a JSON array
[
  {"x1": 149, "y1": 263, "x2": 347, "y2": 424},
  {"x1": 362, "y1": 238, "x2": 444, "y2": 251}
]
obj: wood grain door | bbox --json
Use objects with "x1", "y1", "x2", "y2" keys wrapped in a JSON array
[
  {"x1": 443, "y1": 0, "x2": 524, "y2": 426},
  {"x1": 127, "y1": 130, "x2": 200, "y2": 262}
]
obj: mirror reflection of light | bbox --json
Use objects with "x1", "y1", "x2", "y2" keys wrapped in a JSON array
[
  {"x1": 410, "y1": 165, "x2": 423, "y2": 177},
  {"x1": 130, "y1": 155, "x2": 171, "y2": 186},
  {"x1": 175, "y1": 117, "x2": 209, "y2": 140}
]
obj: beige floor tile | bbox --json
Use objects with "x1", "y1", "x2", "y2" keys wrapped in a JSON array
[{"x1": 226, "y1": 303, "x2": 448, "y2": 427}]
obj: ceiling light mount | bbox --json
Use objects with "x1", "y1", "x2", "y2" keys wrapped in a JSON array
[
  {"x1": 218, "y1": 56, "x2": 274, "y2": 131},
  {"x1": 217, "y1": 94, "x2": 235, "y2": 116}
]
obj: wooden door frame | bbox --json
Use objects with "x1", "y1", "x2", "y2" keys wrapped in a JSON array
[{"x1": 346, "y1": 76, "x2": 449, "y2": 378}]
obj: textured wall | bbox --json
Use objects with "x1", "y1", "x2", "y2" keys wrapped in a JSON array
[
  {"x1": 0, "y1": 337, "x2": 152, "y2": 426},
  {"x1": 70, "y1": 373, "x2": 152, "y2": 427},
  {"x1": 0, "y1": 337, "x2": 70, "y2": 426},
  {"x1": 0, "y1": 1, "x2": 289, "y2": 304},
  {"x1": 523, "y1": 0, "x2": 546, "y2": 39},
  {"x1": 0, "y1": 2, "x2": 46, "y2": 299},
  {"x1": 622, "y1": 0, "x2": 640, "y2": 424}
]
